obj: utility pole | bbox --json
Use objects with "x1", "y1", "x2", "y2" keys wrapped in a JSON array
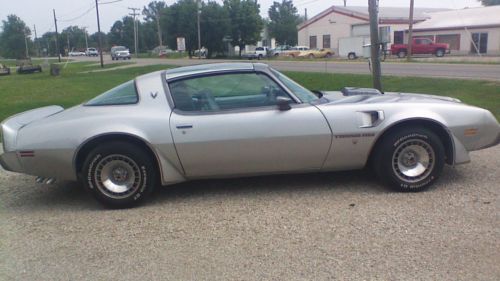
[
  {"x1": 33, "y1": 25, "x2": 39, "y2": 57},
  {"x1": 368, "y1": 0, "x2": 382, "y2": 91},
  {"x1": 197, "y1": 0, "x2": 201, "y2": 59},
  {"x1": 53, "y1": 9, "x2": 61, "y2": 62},
  {"x1": 128, "y1": 7, "x2": 140, "y2": 58},
  {"x1": 83, "y1": 27, "x2": 89, "y2": 51},
  {"x1": 67, "y1": 33, "x2": 70, "y2": 54},
  {"x1": 95, "y1": 0, "x2": 104, "y2": 67},
  {"x1": 24, "y1": 28, "x2": 29, "y2": 59},
  {"x1": 156, "y1": 10, "x2": 162, "y2": 47},
  {"x1": 407, "y1": 0, "x2": 414, "y2": 62},
  {"x1": 344, "y1": 0, "x2": 347, "y2": 7}
]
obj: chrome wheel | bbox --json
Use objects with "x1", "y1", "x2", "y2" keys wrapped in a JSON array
[
  {"x1": 392, "y1": 139, "x2": 435, "y2": 183},
  {"x1": 94, "y1": 154, "x2": 142, "y2": 199}
]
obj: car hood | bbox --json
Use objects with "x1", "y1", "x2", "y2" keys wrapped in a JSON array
[{"x1": 321, "y1": 91, "x2": 462, "y2": 105}]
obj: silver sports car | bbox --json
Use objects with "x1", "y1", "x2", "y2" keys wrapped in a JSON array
[{"x1": 1, "y1": 63, "x2": 499, "y2": 208}]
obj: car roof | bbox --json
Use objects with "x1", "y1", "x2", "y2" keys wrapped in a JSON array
[{"x1": 164, "y1": 63, "x2": 260, "y2": 80}]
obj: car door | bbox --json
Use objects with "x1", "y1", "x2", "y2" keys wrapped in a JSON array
[{"x1": 168, "y1": 71, "x2": 332, "y2": 178}]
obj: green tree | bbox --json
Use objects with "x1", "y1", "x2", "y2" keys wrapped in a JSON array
[
  {"x1": 478, "y1": 0, "x2": 500, "y2": 5},
  {"x1": 143, "y1": 1, "x2": 167, "y2": 48},
  {"x1": 108, "y1": 16, "x2": 136, "y2": 51},
  {"x1": 268, "y1": 0, "x2": 301, "y2": 46},
  {"x1": 0, "y1": 15, "x2": 32, "y2": 59},
  {"x1": 164, "y1": 0, "x2": 199, "y2": 55},
  {"x1": 61, "y1": 26, "x2": 87, "y2": 51},
  {"x1": 224, "y1": 0, "x2": 263, "y2": 56},
  {"x1": 201, "y1": 2, "x2": 230, "y2": 58}
]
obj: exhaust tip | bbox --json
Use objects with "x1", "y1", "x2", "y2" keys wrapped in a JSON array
[
  {"x1": 35, "y1": 176, "x2": 45, "y2": 183},
  {"x1": 45, "y1": 178, "x2": 56, "y2": 185}
]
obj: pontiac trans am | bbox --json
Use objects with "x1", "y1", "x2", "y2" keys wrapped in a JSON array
[{"x1": 1, "y1": 63, "x2": 499, "y2": 208}]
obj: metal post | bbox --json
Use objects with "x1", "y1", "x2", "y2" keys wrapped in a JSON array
[
  {"x1": 95, "y1": 0, "x2": 104, "y2": 67},
  {"x1": 53, "y1": 9, "x2": 61, "y2": 62},
  {"x1": 407, "y1": 0, "x2": 414, "y2": 62},
  {"x1": 368, "y1": 0, "x2": 382, "y2": 91},
  {"x1": 197, "y1": 0, "x2": 201, "y2": 59}
]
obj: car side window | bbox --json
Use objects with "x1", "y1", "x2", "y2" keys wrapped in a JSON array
[
  {"x1": 169, "y1": 73, "x2": 291, "y2": 112},
  {"x1": 85, "y1": 80, "x2": 138, "y2": 106}
]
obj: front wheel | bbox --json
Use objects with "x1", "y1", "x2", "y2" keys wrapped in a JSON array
[
  {"x1": 397, "y1": 50, "x2": 407, "y2": 58},
  {"x1": 82, "y1": 141, "x2": 157, "y2": 208},
  {"x1": 435, "y1": 49, "x2": 445, "y2": 57},
  {"x1": 373, "y1": 127, "x2": 445, "y2": 192}
]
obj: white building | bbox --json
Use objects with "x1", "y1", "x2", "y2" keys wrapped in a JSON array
[
  {"x1": 297, "y1": 6, "x2": 444, "y2": 54},
  {"x1": 411, "y1": 6, "x2": 500, "y2": 55}
]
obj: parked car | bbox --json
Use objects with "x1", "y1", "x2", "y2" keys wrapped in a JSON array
[
  {"x1": 285, "y1": 46, "x2": 309, "y2": 58},
  {"x1": 69, "y1": 50, "x2": 86, "y2": 56},
  {"x1": 16, "y1": 59, "x2": 42, "y2": 74},
  {"x1": 242, "y1": 47, "x2": 270, "y2": 60},
  {"x1": 110, "y1": 46, "x2": 131, "y2": 60},
  {"x1": 391, "y1": 38, "x2": 450, "y2": 58},
  {"x1": 0, "y1": 63, "x2": 10, "y2": 76},
  {"x1": 1, "y1": 63, "x2": 499, "y2": 208},
  {"x1": 297, "y1": 48, "x2": 335, "y2": 59},
  {"x1": 270, "y1": 45, "x2": 291, "y2": 57},
  {"x1": 85, "y1": 48, "x2": 99, "y2": 56}
]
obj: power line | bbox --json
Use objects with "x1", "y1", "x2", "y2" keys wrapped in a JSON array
[{"x1": 59, "y1": 4, "x2": 96, "y2": 22}]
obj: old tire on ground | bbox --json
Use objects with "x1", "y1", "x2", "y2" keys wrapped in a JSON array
[
  {"x1": 82, "y1": 141, "x2": 157, "y2": 208},
  {"x1": 435, "y1": 48, "x2": 445, "y2": 57},
  {"x1": 397, "y1": 49, "x2": 407, "y2": 58},
  {"x1": 372, "y1": 127, "x2": 445, "y2": 192}
]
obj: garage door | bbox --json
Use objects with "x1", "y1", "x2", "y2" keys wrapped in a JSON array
[{"x1": 352, "y1": 24, "x2": 370, "y2": 37}]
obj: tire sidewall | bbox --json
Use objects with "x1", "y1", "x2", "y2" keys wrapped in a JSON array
[
  {"x1": 82, "y1": 142, "x2": 157, "y2": 208},
  {"x1": 376, "y1": 128, "x2": 445, "y2": 192}
]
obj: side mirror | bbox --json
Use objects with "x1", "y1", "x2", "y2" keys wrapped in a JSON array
[{"x1": 276, "y1": 96, "x2": 292, "y2": 111}]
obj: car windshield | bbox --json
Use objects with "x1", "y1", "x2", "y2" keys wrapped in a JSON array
[
  {"x1": 85, "y1": 80, "x2": 138, "y2": 106},
  {"x1": 114, "y1": 47, "x2": 126, "y2": 51},
  {"x1": 271, "y1": 69, "x2": 318, "y2": 103}
]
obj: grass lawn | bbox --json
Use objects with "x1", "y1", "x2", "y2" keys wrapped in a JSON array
[{"x1": 0, "y1": 62, "x2": 498, "y2": 122}]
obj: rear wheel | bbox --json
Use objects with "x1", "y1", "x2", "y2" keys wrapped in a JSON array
[
  {"x1": 308, "y1": 54, "x2": 314, "y2": 59},
  {"x1": 82, "y1": 141, "x2": 157, "y2": 208},
  {"x1": 373, "y1": 127, "x2": 445, "y2": 192},
  {"x1": 397, "y1": 49, "x2": 407, "y2": 58},
  {"x1": 348, "y1": 52, "x2": 356, "y2": 60}
]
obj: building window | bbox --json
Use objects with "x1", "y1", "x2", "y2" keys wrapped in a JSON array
[
  {"x1": 322, "y1": 35, "x2": 331, "y2": 49},
  {"x1": 471, "y1": 33, "x2": 488, "y2": 54},
  {"x1": 309, "y1": 36, "x2": 317, "y2": 49},
  {"x1": 394, "y1": 31, "x2": 404, "y2": 44},
  {"x1": 436, "y1": 34, "x2": 460, "y2": 50}
]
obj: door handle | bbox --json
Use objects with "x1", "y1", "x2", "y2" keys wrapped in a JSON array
[{"x1": 176, "y1": 124, "x2": 193, "y2": 129}]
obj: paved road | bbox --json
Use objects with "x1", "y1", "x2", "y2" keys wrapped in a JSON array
[
  {"x1": 76, "y1": 56, "x2": 500, "y2": 81},
  {"x1": 1, "y1": 145, "x2": 499, "y2": 280}
]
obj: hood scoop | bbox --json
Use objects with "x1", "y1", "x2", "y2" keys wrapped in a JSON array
[{"x1": 341, "y1": 87, "x2": 382, "y2": 96}]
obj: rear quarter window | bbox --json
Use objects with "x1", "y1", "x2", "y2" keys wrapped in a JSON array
[{"x1": 85, "y1": 80, "x2": 138, "y2": 106}]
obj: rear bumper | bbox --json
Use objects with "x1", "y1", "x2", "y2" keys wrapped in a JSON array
[{"x1": 0, "y1": 151, "x2": 23, "y2": 173}]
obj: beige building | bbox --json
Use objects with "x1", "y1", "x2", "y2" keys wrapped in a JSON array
[
  {"x1": 411, "y1": 6, "x2": 500, "y2": 55},
  {"x1": 297, "y1": 6, "x2": 444, "y2": 54}
]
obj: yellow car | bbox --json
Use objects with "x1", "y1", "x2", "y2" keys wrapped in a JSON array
[{"x1": 297, "y1": 48, "x2": 335, "y2": 59}]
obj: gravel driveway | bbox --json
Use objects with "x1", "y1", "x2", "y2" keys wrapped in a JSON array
[{"x1": 1, "y1": 146, "x2": 499, "y2": 280}]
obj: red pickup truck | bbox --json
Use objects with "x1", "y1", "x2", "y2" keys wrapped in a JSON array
[{"x1": 391, "y1": 38, "x2": 450, "y2": 58}]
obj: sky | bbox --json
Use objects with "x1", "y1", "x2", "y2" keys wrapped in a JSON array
[{"x1": 0, "y1": 0, "x2": 483, "y2": 37}]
